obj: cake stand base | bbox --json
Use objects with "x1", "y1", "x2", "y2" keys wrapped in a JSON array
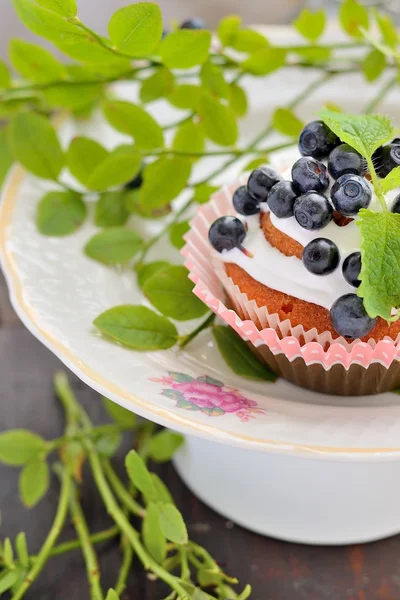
[{"x1": 173, "y1": 436, "x2": 400, "y2": 545}]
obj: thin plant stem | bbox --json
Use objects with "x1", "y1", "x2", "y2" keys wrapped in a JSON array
[
  {"x1": 178, "y1": 313, "x2": 216, "y2": 349},
  {"x1": 102, "y1": 460, "x2": 145, "y2": 518},
  {"x1": 47, "y1": 423, "x2": 133, "y2": 452},
  {"x1": 49, "y1": 526, "x2": 119, "y2": 558},
  {"x1": 364, "y1": 75, "x2": 398, "y2": 114},
  {"x1": 115, "y1": 540, "x2": 134, "y2": 596}
]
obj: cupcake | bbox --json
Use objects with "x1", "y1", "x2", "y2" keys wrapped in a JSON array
[{"x1": 183, "y1": 118, "x2": 400, "y2": 396}]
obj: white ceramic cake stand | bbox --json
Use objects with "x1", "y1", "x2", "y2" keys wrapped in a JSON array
[{"x1": 2, "y1": 26, "x2": 400, "y2": 545}]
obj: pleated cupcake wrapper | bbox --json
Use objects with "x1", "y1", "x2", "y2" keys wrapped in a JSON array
[{"x1": 182, "y1": 183, "x2": 400, "y2": 395}]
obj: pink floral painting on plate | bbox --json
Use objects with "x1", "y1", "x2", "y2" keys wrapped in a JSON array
[{"x1": 150, "y1": 372, "x2": 265, "y2": 422}]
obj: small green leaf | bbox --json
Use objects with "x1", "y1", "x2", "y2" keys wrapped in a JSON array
[
  {"x1": 0, "y1": 60, "x2": 11, "y2": 89},
  {"x1": 339, "y1": 0, "x2": 369, "y2": 38},
  {"x1": 217, "y1": 15, "x2": 241, "y2": 46},
  {"x1": 95, "y1": 432, "x2": 122, "y2": 458},
  {"x1": 140, "y1": 68, "x2": 175, "y2": 104},
  {"x1": 15, "y1": 532, "x2": 29, "y2": 568},
  {"x1": 167, "y1": 84, "x2": 202, "y2": 111},
  {"x1": 362, "y1": 48, "x2": 385, "y2": 82},
  {"x1": 200, "y1": 61, "x2": 229, "y2": 99},
  {"x1": 9, "y1": 39, "x2": 64, "y2": 83},
  {"x1": 173, "y1": 120, "x2": 205, "y2": 155},
  {"x1": 381, "y1": 166, "x2": 400, "y2": 194},
  {"x1": 198, "y1": 95, "x2": 238, "y2": 147},
  {"x1": 95, "y1": 191, "x2": 130, "y2": 228},
  {"x1": 108, "y1": 2, "x2": 163, "y2": 57},
  {"x1": 151, "y1": 473, "x2": 175, "y2": 505},
  {"x1": 102, "y1": 397, "x2": 136, "y2": 427},
  {"x1": 94, "y1": 305, "x2": 178, "y2": 350},
  {"x1": 9, "y1": 112, "x2": 64, "y2": 180},
  {"x1": 229, "y1": 83, "x2": 248, "y2": 117},
  {"x1": 213, "y1": 326, "x2": 277, "y2": 381},
  {"x1": 57, "y1": 38, "x2": 130, "y2": 65},
  {"x1": 273, "y1": 108, "x2": 304, "y2": 137},
  {"x1": 138, "y1": 157, "x2": 192, "y2": 213},
  {"x1": 0, "y1": 430, "x2": 46, "y2": 465},
  {"x1": 231, "y1": 29, "x2": 269, "y2": 53},
  {"x1": 293, "y1": 46, "x2": 331, "y2": 63},
  {"x1": 148, "y1": 430, "x2": 184, "y2": 462},
  {"x1": 34, "y1": 0, "x2": 77, "y2": 17},
  {"x1": 294, "y1": 8, "x2": 326, "y2": 42},
  {"x1": 103, "y1": 100, "x2": 164, "y2": 150},
  {"x1": 169, "y1": 221, "x2": 190, "y2": 250},
  {"x1": 87, "y1": 151, "x2": 141, "y2": 192},
  {"x1": 3, "y1": 538, "x2": 14, "y2": 565},
  {"x1": 0, "y1": 571, "x2": 20, "y2": 595},
  {"x1": 143, "y1": 265, "x2": 208, "y2": 321},
  {"x1": 19, "y1": 460, "x2": 50, "y2": 507},
  {"x1": 43, "y1": 82, "x2": 101, "y2": 113},
  {"x1": 137, "y1": 261, "x2": 170, "y2": 289},
  {"x1": 142, "y1": 502, "x2": 167, "y2": 563},
  {"x1": 67, "y1": 137, "x2": 108, "y2": 186},
  {"x1": 0, "y1": 127, "x2": 14, "y2": 189},
  {"x1": 105, "y1": 590, "x2": 120, "y2": 600},
  {"x1": 11, "y1": 0, "x2": 85, "y2": 44},
  {"x1": 156, "y1": 503, "x2": 188, "y2": 545},
  {"x1": 318, "y1": 109, "x2": 395, "y2": 159},
  {"x1": 375, "y1": 11, "x2": 398, "y2": 49},
  {"x1": 243, "y1": 156, "x2": 269, "y2": 171},
  {"x1": 159, "y1": 30, "x2": 212, "y2": 69},
  {"x1": 37, "y1": 191, "x2": 86, "y2": 237},
  {"x1": 193, "y1": 183, "x2": 219, "y2": 204},
  {"x1": 85, "y1": 228, "x2": 143, "y2": 265},
  {"x1": 125, "y1": 449, "x2": 158, "y2": 501},
  {"x1": 357, "y1": 209, "x2": 400, "y2": 320},
  {"x1": 241, "y1": 47, "x2": 286, "y2": 76}
]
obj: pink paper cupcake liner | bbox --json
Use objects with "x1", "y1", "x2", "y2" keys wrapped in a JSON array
[{"x1": 181, "y1": 184, "x2": 400, "y2": 396}]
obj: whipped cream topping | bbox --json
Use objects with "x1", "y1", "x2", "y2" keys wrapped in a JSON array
[{"x1": 216, "y1": 155, "x2": 399, "y2": 311}]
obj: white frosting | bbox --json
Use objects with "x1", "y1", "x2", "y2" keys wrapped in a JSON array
[{"x1": 217, "y1": 159, "x2": 399, "y2": 311}]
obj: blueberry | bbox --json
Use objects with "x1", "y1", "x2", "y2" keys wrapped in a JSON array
[
  {"x1": 291, "y1": 157, "x2": 329, "y2": 194},
  {"x1": 180, "y1": 17, "x2": 207, "y2": 29},
  {"x1": 209, "y1": 216, "x2": 246, "y2": 253},
  {"x1": 328, "y1": 143, "x2": 365, "y2": 179},
  {"x1": 374, "y1": 143, "x2": 400, "y2": 178},
  {"x1": 233, "y1": 186, "x2": 260, "y2": 216},
  {"x1": 247, "y1": 166, "x2": 282, "y2": 203},
  {"x1": 331, "y1": 174, "x2": 371, "y2": 216},
  {"x1": 342, "y1": 252, "x2": 361, "y2": 287},
  {"x1": 391, "y1": 193, "x2": 400, "y2": 213},
  {"x1": 330, "y1": 294, "x2": 376, "y2": 339},
  {"x1": 302, "y1": 238, "x2": 340, "y2": 275},
  {"x1": 125, "y1": 171, "x2": 143, "y2": 190},
  {"x1": 298, "y1": 120, "x2": 340, "y2": 160},
  {"x1": 267, "y1": 181, "x2": 298, "y2": 218},
  {"x1": 293, "y1": 192, "x2": 333, "y2": 230}
]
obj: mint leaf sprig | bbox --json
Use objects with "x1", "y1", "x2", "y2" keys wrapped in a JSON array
[{"x1": 319, "y1": 110, "x2": 400, "y2": 322}]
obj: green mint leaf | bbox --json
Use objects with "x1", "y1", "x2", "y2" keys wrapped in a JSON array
[
  {"x1": 0, "y1": 571, "x2": 21, "y2": 595},
  {"x1": 125, "y1": 449, "x2": 158, "y2": 501},
  {"x1": 357, "y1": 209, "x2": 400, "y2": 320},
  {"x1": 167, "y1": 84, "x2": 202, "y2": 110},
  {"x1": 95, "y1": 191, "x2": 130, "y2": 228},
  {"x1": 11, "y1": 0, "x2": 85, "y2": 44},
  {"x1": 87, "y1": 150, "x2": 141, "y2": 191},
  {"x1": 34, "y1": 0, "x2": 77, "y2": 17},
  {"x1": 380, "y1": 166, "x2": 400, "y2": 194},
  {"x1": 0, "y1": 430, "x2": 46, "y2": 466},
  {"x1": 173, "y1": 120, "x2": 205, "y2": 155},
  {"x1": 66, "y1": 136, "x2": 108, "y2": 187},
  {"x1": 200, "y1": 61, "x2": 229, "y2": 99},
  {"x1": 193, "y1": 183, "x2": 219, "y2": 204},
  {"x1": 375, "y1": 11, "x2": 398, "y2": 49},
  {"x1": 0, "y1": 60, "x2": 11, "y2": 89},
  {"x1": 318, "y1": 109, "x2": 395, "y2": 158},
  {"x1": 37, "y1": 191, "x2": 86, "y2": 237},
  {"x1": 212, "y1": 326, "x2": 277, "y2": 381},
  {"x1": 169, "y1": 220, "x2": 190, "y2": 250},
  {"x1": 85, "y1": 228, "x2": 143, "y2": 265},
  {"x1": 9, "y1": 38, "x2": 64, "y2": 83},
  {"x1": 137, "y1": 261, "x2": 170, "y2": 289},
  {"x1": 19, "y1": 459, "x2": 50, "y2": 508},
  {"x1": 230, "y1": 29, "x2": 269, "y2": 53},
  {"x1": 0, "y1": 127, "x2": 14, "y2": 189},
  {"x1": 229, "y1": 83, "x2": 248, "y2": 117},
  {"x1": 339, "y1": 0, "x2": 369, "y2": 39},
  {"x1": 143, "y1": 265, "x2": 208, "y2": 321},
  {"x1": 108, "y1": 2, "x2": 162, "y2": 57},
  {"x1": 159, "y1": 30, "x2": 212, "y2": 69},
  {"x1": 138, "y1": 157, "x2": 192, "y2": 213},
  {"x1": 103, "y1": 100, "x2": 164, "y2": 150},
  {"x1": 147, "y1": 430, "x2": 184, "y2": 462},
  {"x1": 362, "y1": 48, "x2": 385, "y2": 82},
  {"x1": 94, "y1": 305, "x2": 178, "y2": 350},
  {"x1": 140, "y1": 68, "x2": 175, "y2": 104},
  {"x1": 9, "y1": 112, "x2": 64, "y2": 180},
  {"x1": 15, "y1": 532, "x2": 29, "y2": 568},
  {"x1": 105, "y1": 590, "x2": 119, "y2": 600},
  {"x1": 198, "y1": 94, "x2": 238, "y2": 147},
  {"x1": 142, "y1": 502, "x2": 167, "y2": 564},
  {"x1": 151, "y1": 473, "x2": 175, "y2": 505},
  {"x1": 217, "y1": 15, "x2": 241, "y2": 47},
  {"x1": 294, "y1": 8, "x2": 326, "y2": 42},
  {"x1": 241, "y1": 47, "x2": 286, "y2": 76},
  {"x1": 155, "y1": 503, "x2": 188, "y2": 545},
  {"x1": 242, "y1": 157, "x2": 269, "y2": 171},
  {"x1": 102, "y1": 397, "x2": 136, "y2": 427},
  {"x1": 95, "y1": 432, "x2": 122, "y2": 458},
  {"x1": 273, "y1": 108, "x2": 304, "y2": 137}
]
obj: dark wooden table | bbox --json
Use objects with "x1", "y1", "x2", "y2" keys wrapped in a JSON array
[{"x1": 0, "y1": 271, "x2": 399, "y2": 600}]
